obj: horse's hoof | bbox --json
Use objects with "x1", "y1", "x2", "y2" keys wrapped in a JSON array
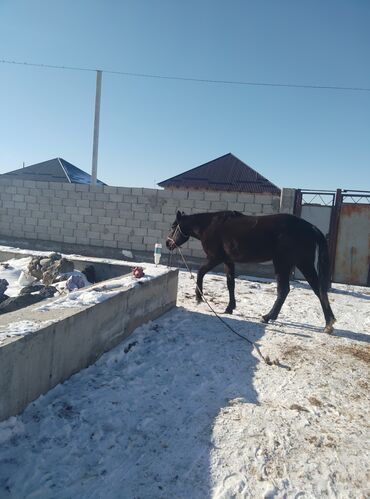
[
  {"x1": 224, "y1": 308, "x2": 233, "y2": 315},
  {"x1": 323, "y1": 319, "x2": 336, "y2": 334},
  {"x1": 261, "y1": 315, "x2": 270, "y2": 323}
]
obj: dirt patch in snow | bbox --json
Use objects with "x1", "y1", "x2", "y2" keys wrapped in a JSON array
[{"x1": 336, "y1": 343, "x2": 370, "y2": 364}]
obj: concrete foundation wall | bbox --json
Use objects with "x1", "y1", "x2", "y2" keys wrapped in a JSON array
[
  {"x1": 0, "y1": 267, "x2": 178, "y2": 422},
  {"x1": 0, "y1": 179, "x2": 281, "y2": 263}
]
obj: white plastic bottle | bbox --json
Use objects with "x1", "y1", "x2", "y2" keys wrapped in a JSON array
[{"x1": 154, "y1": 243, "x2": 162, "y2": 265}]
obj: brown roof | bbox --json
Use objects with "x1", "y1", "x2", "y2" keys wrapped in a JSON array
[{"x1": 158, "y1": 153, "x2": 280, "y2": 194}]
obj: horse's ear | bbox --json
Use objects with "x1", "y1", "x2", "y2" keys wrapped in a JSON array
[{"x1": 176, "y1": 210, "x2": 182, "y2": 221}]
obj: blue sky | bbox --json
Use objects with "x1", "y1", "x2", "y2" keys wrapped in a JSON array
[{"x1": 1, "y1": 0, "x2": 369, "y2": 190}]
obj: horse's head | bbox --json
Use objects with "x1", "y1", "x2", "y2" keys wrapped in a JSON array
[{"x1": 166, "y1": 210, "x2": 190, "y2": 251}]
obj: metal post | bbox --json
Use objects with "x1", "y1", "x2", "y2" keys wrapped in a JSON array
[{"x1": 91, "y1": 70, "x2": 102, "y2": 185}]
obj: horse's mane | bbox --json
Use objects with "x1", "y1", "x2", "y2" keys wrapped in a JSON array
[
  {"x1": 212, "y1": 210, "x2": 244, "y2": 222},
  {"x1": 187, "y1": 210, "x2": 244, "y2": 226}
]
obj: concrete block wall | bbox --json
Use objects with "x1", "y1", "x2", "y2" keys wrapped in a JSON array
[{"x1": 0, "y1": 178, "x2": 281, "y2": 260}]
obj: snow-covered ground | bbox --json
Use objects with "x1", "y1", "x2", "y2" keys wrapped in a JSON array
[{"x1": 0, "y1": 257, "x2": 369, "y2": 498}]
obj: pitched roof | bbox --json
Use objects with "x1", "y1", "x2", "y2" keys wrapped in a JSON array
[
  {"x1": 1, "y1": 158, "x2": 106, "y2": 185},
  {"x1": 158, "y1": 153, "x2": 280, "y2": 194}
]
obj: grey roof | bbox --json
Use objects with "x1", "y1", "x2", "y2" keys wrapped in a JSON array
[
  {"x1": 1, "y1": 158, "x2": 106, "y2": 185},
  {"x1": 158, "y1": 153, "x2": 280, "y2": 194}
]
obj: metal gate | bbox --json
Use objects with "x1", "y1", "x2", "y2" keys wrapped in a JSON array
[
  {"x1": 294, "y1": 189, "x2": 370, "y2": 286},
  {"x1": 331, "y1": 191, "x2": 370, "y2": 286},
  {"x1": 294, "y1": 190, "x2": 336, "y2": 280}
]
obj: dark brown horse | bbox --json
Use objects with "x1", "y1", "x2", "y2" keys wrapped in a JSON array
[{"x1": 166, "y1": 210, "x2": 336, "y2": 333}]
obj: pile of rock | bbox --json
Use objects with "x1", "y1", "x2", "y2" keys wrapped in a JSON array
[
  {"x1": 0, "y1": 253, "x2": 93, "y2": 316},
  {"x1": 0, "y1": 279, "x2": 9, "y2": 305},
  {"x1": 27, "y1": 253, "x2": 74, "y2": 284}
]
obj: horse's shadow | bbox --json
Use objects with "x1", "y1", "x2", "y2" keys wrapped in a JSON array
[{"x1": 0, "y1": 308, "x2": 267, "y2": 499}]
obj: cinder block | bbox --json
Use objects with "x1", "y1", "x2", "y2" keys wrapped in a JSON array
[
  {"x1": 114, "y1": 234, "x2": 130, "y2": 244},
  {"x1": 13, "y1": 194, "x2": 25, "y2": 203},
  {"x1": 148, "y1": 229, "x2": 162, "y2": 238},
  {"x1": 38, "y1": 219, "x2": 50, "y2": 227},
  {"x1": 65, "y1": 206, "x2": 79, "y2": 215},
  {"x1": 100, "y1": 232, "x2": 115, "y2": 241},
  {"x1": 244, "y1": 203, "x2": 262, "y2": 214},
  {"x1": 132, "y1": 203, "x2": 146, "y2": 212},
  {"x1": 67, "y1": 191, "x2": 82, "y2": 200},
  {"x1": 25, "y1": 217, "x2": 38, "y2": 227},
  {"x1": 62, "y1": 184, "x2": 76, "y2": 191},
  {"x1": 144, "y1": 236, "x2": 158, "y2": 248},
  {"x1": 111, "y1": 217, "x2": 127, "y2": 226},
  {"x1": 211, "y1": 201, "x2": 228, "y2": 210},
  {"x1": 221, "y1": 192, "x2": 237, "y2": 202},
  {"x1": 24, "y1": 180, "x2": 37, "y2": 188},
  {"x1": 91, "y1": 208, "x2": 106, "y2": 217},
  {"x1": 149, "y1": 213, "x2": 163, "y2": 222},
  {"x1": 142, "y1": 188, "x2": 158, "y2": 197},
  {"x1": 89, "y1": 238, "x2": 104, "y2": 246},
  {"x1": 179, "y1": 199, "x2": 195, "y2": 209},
  {"x1": 130, "y1": 235, "x2": 144, "y2": 245},
  {"x1": 117, "y1": 187, "x2": 132, "y2": 196},
  {"x1": 78, "y1": 208, "x2": 92, "y2": 216},
  {"x1": 122, "y1": 195, "x2": 138, "y2": 204},
  {"x1": 237, "y1": 193, "x2": 255, "y2": 204},
  {"x1": 98, "y1": 216, "x2": 112, "y2": 225},
  {"x1": 103, "y1": 186, "x2": 118, "y2": 194},
  {"x1": 16, "y1": 187, "x2": 29, "y2": 196},
  {"x1": 105, "y1": 202, "x2": 117, "y2": 211},
  {"x1": 14, "y1": 202, "x2": 27, "y2": 210},
  {"x1": 188, "y1": 191, "x2": 205, "y2": 200},
  {"x1": 125, "y1": 219, "x2": 141, "y2": 228},
  {"x1": 81, "y1": 192, "x2": 96, "y2": 201},
  {"x1": 134, "y1": 228, "x2": 147, "y2": 237},
  {"x1": 109, "y1": 193, "x2": 124, "y2": 202},
  {"x1": 24, "y1": 195, "x2": 37, "y2": 204},
  {"x1": 117, "y1": 203, "x2": 132, "y2": 213},
  {"x1": 50, "y1": 220, "x2": 64, "y2": 228},
  {"x1": 103, "y1": 240, "x2": 117, "y2": 248},
  {"x1": 262, "y1": 204, "x2": 275, "y2": 214},
  {"x1": 62, "y1": 228, "x2": 74, "y2": 237},
  {"x1": 71, "y1": 214, "x2": 85, "y2": 223},
  {"x1": 76, "y1": 199, "x2": 90, "y2": 208},
  {"x1": 87, "y1": 231, "x2": 101, "y2": 240},
  {"x1": 255, "y1": 194, "x2": 274, "y2": 205},
  {"x1": 204, "y1": 192, "x2": 221, "y2": 201},
  {"x1": 194, "y1": 200, "x2": 211, "y2": 211},
  {"x1": 63, "y1": 236, "x2": 77, "y2": 244},
  {"x1": 226, "y1": 203, "x2": 244, "y2": 212},
  {"x1": 134, "y1": 212, "x2": 149, "y2": 221}
]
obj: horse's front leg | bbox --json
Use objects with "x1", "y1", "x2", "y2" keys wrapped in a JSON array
[
  {"x1": 196, "y1": 259, "x2": 219, "y2": 303},
  {"x1": 224, "y1": 261, "x2": 236, "y2": 314}
]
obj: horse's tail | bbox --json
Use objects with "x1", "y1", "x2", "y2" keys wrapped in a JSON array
[{"x1": 313, "y1": 226, "x2": 331, "y2": 294}]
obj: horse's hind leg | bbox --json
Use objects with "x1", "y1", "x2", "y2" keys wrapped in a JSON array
[
  {"x1": 261, "y1": 266, "x2": 291, "y2": 323},
  {"x1": 296, "y1": 262, "x2": 336, "y2": 333},
  {"x1": 224, "y1": 261, "x2": 236, "y2": 314}
]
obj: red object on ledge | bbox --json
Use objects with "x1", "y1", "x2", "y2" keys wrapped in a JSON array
[{"x1": 132, "y1": 266, "x2": 145, "y2": 278}]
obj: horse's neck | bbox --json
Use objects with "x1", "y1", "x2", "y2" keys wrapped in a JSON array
[{"x1": 187, "y1": 213, "x2": 214, "y2": 239}]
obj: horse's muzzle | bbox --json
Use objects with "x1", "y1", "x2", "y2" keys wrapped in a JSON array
[{"x1": 166, "y1": 238, "x2": 176, "y2": 251}]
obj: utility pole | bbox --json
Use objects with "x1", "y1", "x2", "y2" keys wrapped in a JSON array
[{"x1": 91, "y1": 70, "x2": 102, "y2": 185}]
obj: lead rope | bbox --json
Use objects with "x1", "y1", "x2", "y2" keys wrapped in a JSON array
[{"x1": 167, "y1": 234, "x2": 275, "y2": 366}]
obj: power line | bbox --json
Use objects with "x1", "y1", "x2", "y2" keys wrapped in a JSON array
[{"x1": 1, "y1": 58, "x2": 370, "y2": 93}]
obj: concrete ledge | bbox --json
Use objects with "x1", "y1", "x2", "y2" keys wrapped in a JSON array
[{"x1": 0, "y1": 265, "x2": 178, "y2": 422}]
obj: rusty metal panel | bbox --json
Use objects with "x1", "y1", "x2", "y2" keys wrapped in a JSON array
[{"x1": 334, "y1": 204, "x2": 370, "y2": 286}]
